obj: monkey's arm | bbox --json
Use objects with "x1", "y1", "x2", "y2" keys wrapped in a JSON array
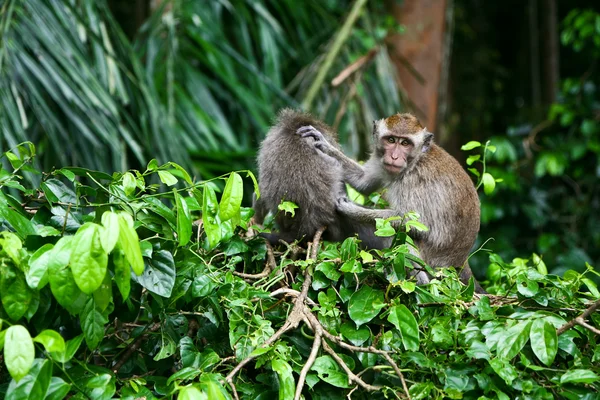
[
  {"x1": 297, "y1": 126, "x2": 383, "y2": 193},
  {"x1": 336, "y1": 198, "x2": 427, "y2": 240}
]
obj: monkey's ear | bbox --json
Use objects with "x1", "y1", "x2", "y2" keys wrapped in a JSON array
[
  {"x1": 422, "y1": 132, "x2": 434, "y2": 153},
  {"x1": 372, "y1": 120, "x2": 377, "y2": 135}
]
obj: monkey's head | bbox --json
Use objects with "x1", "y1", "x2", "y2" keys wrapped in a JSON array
[{"x1": 373, "y1": 113, "x2": 434, "y2": 175}]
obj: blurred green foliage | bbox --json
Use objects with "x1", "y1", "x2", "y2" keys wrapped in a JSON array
[
  {"x1": 472, "y1": 9, "x2": 600, "y2": 280},
  {"x1": 0, "y1": 0, "x2": 402, "y2": 181}
]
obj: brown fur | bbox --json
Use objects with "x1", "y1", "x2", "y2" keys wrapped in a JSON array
[{"x1": 299, "y1": 112, "x2": 485, "y2": 293}]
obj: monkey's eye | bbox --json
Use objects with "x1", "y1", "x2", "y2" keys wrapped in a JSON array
[
  {"x1": 386, "y1": 137, "x2": 395, "y2": 144},
  {"x1": 400, "y1": 139, "x2": 410, "y2": 146}
]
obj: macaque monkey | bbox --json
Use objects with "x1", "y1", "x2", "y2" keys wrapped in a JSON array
[
  {"x1": 254, "y1": 109, "x2": 382, "y2": 247},
  {"x1": 297, "y1": 113, "x2": 484, "y2": 292}
]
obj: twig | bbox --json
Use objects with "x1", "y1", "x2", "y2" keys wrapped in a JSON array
[
  {"x1": 232, "y1": 242, "x2": 277, "y2": 279},
  {"x1": 331, "y1": 47, "x2": 379, "y2": 87},
  {"x1": 557, "y1": 299, "x2": 600, "y2": 335},
  {"x1": 112, "y1": 322, "x2": 161, "y2": 373},
  {"x1": 322, "y1": 340, "x2": 380, "y2": 391},
  {"x1": 271, "y1": 288, "x2": 317, "y2": 306},
  {"x1": 574, "y1": 317, "x2": 600, "y2": 336}
]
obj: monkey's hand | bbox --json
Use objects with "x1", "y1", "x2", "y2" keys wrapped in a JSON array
[
  {"x1": 335, "y1": 196, "x2": 361, "y2": 216},
  {"x1": 296, "y1": 125, "x2": 336, "y2": 156}
]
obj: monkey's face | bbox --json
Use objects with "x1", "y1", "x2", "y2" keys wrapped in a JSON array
[
  {"x1": 380, "y1": 135, "x2": 412, "y2": 174},
  {"x1": 374, "y1": 118, "x2": 434, "y2": 175},
  {"x1": 374, "y1": 119, "x2": 412, "y2": 174}
]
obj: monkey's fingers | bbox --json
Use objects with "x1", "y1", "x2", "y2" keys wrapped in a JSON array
[{"x1": 296, "y1": 125, "x2": 324, "y2": 141}]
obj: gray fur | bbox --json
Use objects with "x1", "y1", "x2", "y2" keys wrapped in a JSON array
[{"x1": 255, "y1": 109, "x2": 382, "y2": 246}]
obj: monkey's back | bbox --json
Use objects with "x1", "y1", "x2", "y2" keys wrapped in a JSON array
[
  {"x1": 386, "y1": 144, "x2": 480, "y2": 267},
  {"x1": 255, "y1": 109, "x2": 345, "y2": 242}
]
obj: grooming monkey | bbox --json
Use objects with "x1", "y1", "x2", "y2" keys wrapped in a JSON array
[
  {"x1": 254, "y1": 109, "x2": 382, "y2": 247},
  {"x1": 297, "y1": 113, "x2": 484, "y2": 292}
]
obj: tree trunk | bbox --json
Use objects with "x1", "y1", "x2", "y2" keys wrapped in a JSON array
[{"x1": 386, "y1": 0, "x2": 449, "y2": 134}]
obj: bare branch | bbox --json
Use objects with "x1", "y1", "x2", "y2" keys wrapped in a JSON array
[
  {"x1": 557, "y1": 299, "x2": 600, "y2": 336},
  {"x1": 322, "y1": 340, "x2": 380, "y2": 391},
  {"x1": 295, "y1": 315, "x2": 323, "y2": 400}
]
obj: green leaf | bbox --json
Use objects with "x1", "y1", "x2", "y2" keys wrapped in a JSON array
[
  {"x1": 133, "y1": 250, "x2": 176, "y2": 297},
  {"x1": 100, "y1": 211, "x2": 120, "y2": 253},
  {"x1": 70, "y1": 223, "x2": 108, "y2": 294},
  {"x1": 122, "y1": 172, "x2": 136, "y2": 196},
  {"x1": 5, "y1": 359, "x2": 52, "y2": 400},
  {"x1": 167, "y1": 162, "x2": 193, "y2": 185},
  {"x1": 0, "y1": 231, "x2": 22, "y2": 264},
  {"x1": 468, "y1": 168, "x2": 480, "y2": 178},
  {"x1": 112, "y1": 246, "x2": 131, "y2": 301},
  {"x1": 40, "y1": 178, "x2": 77, "y2": 203},
  {"x1": 146, "y1": 159, "x2": 159, "y2": 172},
  {"x1": 559, "y1": 369, "x2": 599, "y2": 384},
  {"x1": 199, "y1": 374, "x2": 229, "y2": 400},
  {"x1": 48, "y1": 237, "x2": 87, "y2": 314},
  {"x1": 80, "y1": 372, "x2": 115, "y2": 399},
  {"x1": 339, "y1": 259, "x2": 362, "y2": 273},
  {"x1": 202, "y1": 184, "x2": 221, "y2": 249},
  {"x1": 516, "y1": 275, "x2": 539, "y2": 297},
  {"x1": 0, "y1": 192, "x2": 36, "y2": 238},
  {"x1": 44, "y1": 377, "x2": 71, "y2": 400},
  {"x1": 219, "y1": 171, "x2": 243, "y2": 221},
  {"x1": 4, "y1": 325, "x2": 35, "y2": 381},
  {"x1": 93, "y1": 271, "x2": 113, "y2": 312},
  {"x1": 26, "y1": 243, "x2": 54, "y2": 289},
  {"x1": 482, "y1": 172, "x2": 496, "y2": 195},
  {"x1": 348, "y1": 286, "x2": 386, "y2": 326},
  {"x1": 246, "y1": 170, "x2": 260, "y2": 200},
  {"x1": 530, "y1": 319, "x2": 557, "y2": 366},
  {"x1": 117, "y1": 213, "x2": 144, "y2": 275},
  {"x1": 158, "y1": 170, "x2": 178, "y2": 186},
  {"x1": 50, "y1": 334, "x2": 84, "y2": 364},
  {"x1": 311, "y1": 355, "x2": 351, "y2": 388},
  {"x1": 340, "y1": 322, "x2": 370, "y2": 346},
  {"x1": 33, "y1": 330, "x2": 66, "y2": 354},
  {"x1": 277, "y1": 200, "x2": 298, "y2": 217},
  {"x1": 178, "y1": 386, "x2": 207, "y2": 400},
  {"x1": 532, "y1": 253, "x2": 548, "y2": 275},
  {"x1": 315, "y1": 261, "x2": 342, "y2": 282},
  {"x1": 374, "y1": 218, "x2": 395, "y2": 237},
  {"x1": 340, "y1": 237, "x2": 358, "y2": 261},
  {"x1": 359, "y1": 250, "x2": 373, "y2": 263},
  {"x1": 489, "y1": 357, "x2": 519, "y2": 385},
  {"x1": 387, "y1": 305, "x2": 420, "y2": 351},
  {"x1": 80, "y1": 299, "x2": 108, "y2": 349},
  {"x1": 175, "y1": 190, "x2": 192, "y2": 247},
  {"x1": 1, "y1": 263, "x2": 34, "y2": 320},
  {"x1": 272, "y1": 358, "x2": 295, "y2": 400},
  {"x1": 496, "y1": 320, "x2": 532, "y2": 360},
  {"x1": 405, "y1": 220, "x2": 429, "y2": 233},
  {"x1": 466, "y1": 154, "x2": 481, "y2": 165},
  {"x1": 461, "y1": 141, "x2": 482, "y2": 150}
]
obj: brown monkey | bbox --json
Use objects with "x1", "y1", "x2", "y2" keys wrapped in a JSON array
[
  {"x1": 297, "y1": 113, "x2": 484, "y2": 292},
  {"x1": 254, "y1": 109, "x2": 383, "y2": 247}
]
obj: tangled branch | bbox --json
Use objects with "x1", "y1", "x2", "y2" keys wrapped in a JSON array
[{"x1": 225, "y1": 228, "x2": 411, "y2": 400}]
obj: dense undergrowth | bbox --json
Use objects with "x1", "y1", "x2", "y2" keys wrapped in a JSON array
[{"x1": 0, "y1": 143, "x2": 599, "y2": 400}]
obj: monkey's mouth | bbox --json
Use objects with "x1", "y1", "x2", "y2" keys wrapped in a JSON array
[{"x1": 383, "y1": 163, "x2": 404, "y2": 173}]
